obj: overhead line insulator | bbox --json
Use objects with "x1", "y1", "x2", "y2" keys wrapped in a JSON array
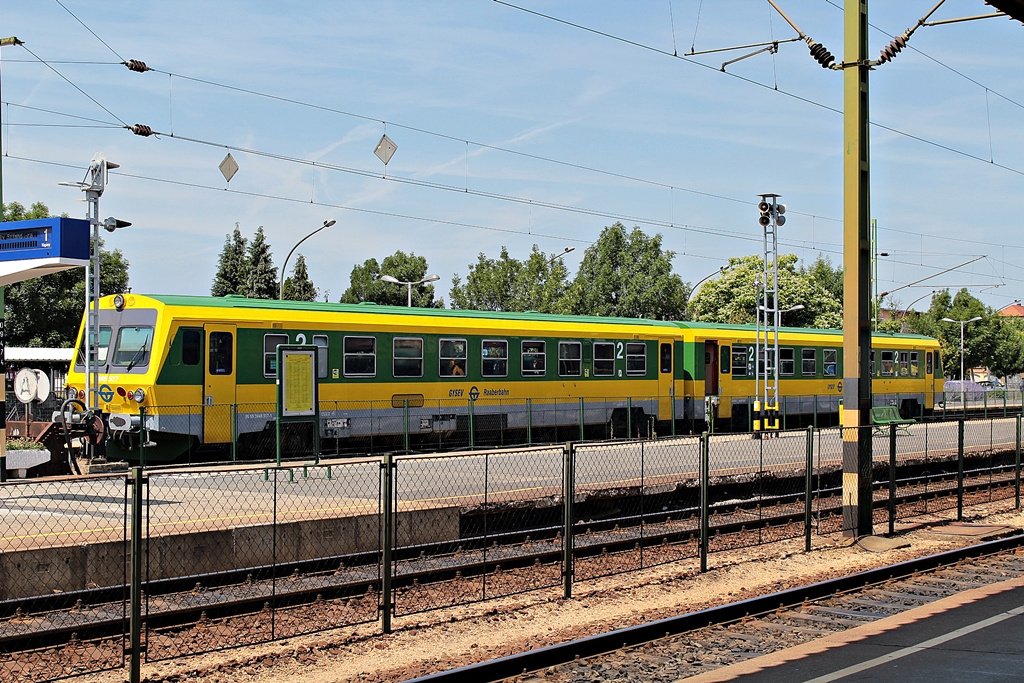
[
  {"x1": 123, "y1": 59, "x2": 150, "y2": 73},
  {"x1": 876, "y1": 34, "x2": 909, "y2": 65},
  {"x1": 130, "y1": 124, "x2": 154, "y2": 137},
  {"x1": 807, "y1": 41, "x2": 835, "y2": 69}
]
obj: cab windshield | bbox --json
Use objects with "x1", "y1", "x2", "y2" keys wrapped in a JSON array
[
  {"x1": 75, "y1": 326, "x2": 112, "y2": 367},
  {"x1": 111, "y1": 326, "x2": 154, "y2": 370}
]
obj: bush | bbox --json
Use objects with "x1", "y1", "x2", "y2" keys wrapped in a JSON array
[{"x1": 6, "y1": 436, "x2": 45, "y2": 451}]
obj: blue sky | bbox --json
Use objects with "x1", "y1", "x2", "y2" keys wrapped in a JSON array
[{"x1": 0, "y1": 1, "x2": 1021, "y2": 313}]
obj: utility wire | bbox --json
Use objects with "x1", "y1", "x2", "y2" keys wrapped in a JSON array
[
  {"x1": 53, "y1": 0, "x2": 124, "y2": 62},
  {"x1": 17, "y1": 44, "x2": 128, "y2": 127}
]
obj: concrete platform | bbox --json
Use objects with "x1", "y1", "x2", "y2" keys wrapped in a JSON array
[{"x1": 919, "y1": 522, "x2": 1018, "y2": 541}]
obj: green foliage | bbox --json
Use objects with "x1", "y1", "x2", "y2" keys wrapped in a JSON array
[
  {"x1": 802, "y1": 254, "x2": 843, "y2": 303},
  {"x1": 2, "y1": 201, "x2": 130, "y2": 347},
  {"x1": 211, "y1": 224, "x2": 248, "y2": 297},
  {"x1": 243, "y1": 226, "x2": 278, "y2": 299},
  {"x1": 340, "y1": 251, "x2": 441, "y2": 307},
  {"x1": 562, "y1": 223, "x2": 687, "y2": 319},
  {"x1": 6, "y1": 436, "x2": 45, "y2": 451},
  {"x1": 687, "y1": 254, "x2": 842, "y2": 328},
  {"x1": 450, "y1": 245, "x2": 570, "y2": 312},
  {"x1": 282, "y1": 254, "x2": 318, "y2": 301}
]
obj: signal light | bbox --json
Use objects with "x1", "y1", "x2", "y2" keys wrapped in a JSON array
[
  {"x1": 759, "y1": 201, "x2": 771, "y2": 226},
  {"x1": 808, "y1": 41, "x2": 835, "y2": 69},
  {"x1": 757, "y1": 198, "x2": 787, "y2": 227}
]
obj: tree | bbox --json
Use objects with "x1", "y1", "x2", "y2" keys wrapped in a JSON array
[
  {"x1": 340, "y1": 251, "x2": 441, "y2": 307},
  {"x1": 562, "y1": 223, "x2": 687, "y2": 319},
  {"x1": 243, "y1": 226, "x2": 277, "y2": 299},
  {"x1": 908, "y1": 289, "x2": 998, "y2": 380},
  {"x1": 988, "y1": 318, "x2": 1024, "y2": 383},
  {"x1": 687, "y1": 254, "x2": 842, "y2": 328},
  {"x1": 802, "y1": 254, "x2": 843, "y2": 303},
  {"x1": 450, "y1": 245, "x2": 570, "y2": 312},
  {"x1": 282, "y1": 254, "x2": 318, "y2": 301},
  {"x1": 2, "y1": 201, "x2": 130, "y2": 347},
  {"x1": 211, "y1": 224, "x2": 248, "y2": 296}
]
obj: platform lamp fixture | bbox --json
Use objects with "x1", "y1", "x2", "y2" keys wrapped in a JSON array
[
  {"x1": 941, "y1": 315, "x2": 983, "y2": 406},
  {"x1": 280, "y1": 219, "x2": 336, "y2": 299},
  {"x1": 380, "y1": 273, "x2": 440, "y2": 307}
]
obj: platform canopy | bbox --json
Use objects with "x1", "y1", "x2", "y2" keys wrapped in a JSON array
[
  {"x1": 0, "y1": 217, "x2": 90, "y2": 286},
  {"x1": 986, "y1": 0, "x2": 1024, "y2": 22}
]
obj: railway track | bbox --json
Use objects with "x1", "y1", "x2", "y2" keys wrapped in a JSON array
[
  {"x1": 409, "y1": 535, "x2": 1024, "y2": 683},
  {"x1": 0, "y1": 465, "x2": 1016, "y2": 662}
]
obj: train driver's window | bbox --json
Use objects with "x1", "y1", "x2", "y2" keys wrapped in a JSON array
[
  {"x1": 264, "y1": 333, "x2": 289, "y2": 377},
  {"x1": 344, "y1": 336, "x2": 376, "y2": 377},
  {"x1": 394, "y1": 338, "x2": 423, "y2": 377},
  {"x1": 314, "y1": 335, "x2": 328, "y2": 379},
  {"x1": 522, "y1": 341, "x2": 546, "y2": 376},
  {"x1": 182, "y1": 329, "x2": 201, "y2": 366},
  {"x1": 593, "y1": 342, "x2": 615, "y2": 376},
  {"x1": 112, "y1": 326, "x2": 155, "y2": 369},
  {"x1": 779, "y1": 348, "x2": 795, "y2": 376},
  {"x1": 482, "y1": 340, "x2": 508, "y2": 377},
  {"x1": 823, "y1": 349, "x2": 837, "y2": 377},
  {"x1": 559, "y1": 341, "x2": 582, "y2": 376},
  {"x1": 440, "y1": 338, "x2": 468, "y2": 377},
  {"x1": 731, "y1": 345, "x2": 747, "y2": 376},
  {"x1": 626, "y1": 343, "x2": 646, "y2": 376},
  {"x1": 801, "y1": 349, "x2": 816, "y2": 376},
  {"x1": 209, "y1": 331, "x2": 233, "y2": 375}
]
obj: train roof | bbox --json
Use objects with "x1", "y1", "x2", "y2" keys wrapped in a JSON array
[{"x1": 132, "y1": 294, "x2": 937, "y2": 341}]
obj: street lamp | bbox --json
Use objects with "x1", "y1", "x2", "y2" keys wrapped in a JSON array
[
  {"x1": 941, "y1": 315, "x2": 983, "y2": 405},
  {"x1": 690, "y1": 265, "x2": 729, "y2": 296},
  {"x1": 381, "y1": 273, "x2": 440, "y2": 307},
  {"x1": 280, "y1": 219, "x2": 335, "y2": 299},
  {"x1": 546, "y1": 246, "x2": 575, "y2": 265}
]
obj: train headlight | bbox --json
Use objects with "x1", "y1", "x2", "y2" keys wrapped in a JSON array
[
  {"x1": 132, "y1": 388, "x2": 146, "y2": 403},
  {"x1": 113, "y1": 293, "x2": 125, "y2": 310}
]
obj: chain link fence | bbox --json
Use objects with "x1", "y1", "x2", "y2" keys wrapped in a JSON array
[{"x1": 1, "y1": 414, "x2": 1021, "y2": 681}]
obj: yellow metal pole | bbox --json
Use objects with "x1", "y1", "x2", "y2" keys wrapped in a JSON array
[{"x1": 841, "y1": 0, "x2": 874, "y2": 537}]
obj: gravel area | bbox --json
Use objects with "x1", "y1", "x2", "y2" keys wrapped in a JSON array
[{"x1": 71, "y1": 501, "x2": 1024, "y2": 683}]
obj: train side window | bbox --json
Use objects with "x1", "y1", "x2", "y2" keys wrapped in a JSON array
[
  {"x1": 263, "y1": 333, "x2": 289, "y2": 377},
  {"x1": 899, "y1": 351, "x2": 910, "y2": 376},
  {"x1": 593, "y1": 342, "x2": 615, "y2": 376},
  {"x1": 823, "y1": 349, "x2": 837, "y2": 377},
  {"x1": 522, "y1": 341, "x2": 546, "y2": 376},
  {"x1": 779, "y1": 348, "x2": 795, "y2": 376},
  {"x1": 731, "y1": 345, "x2": 747, "y2": 376},
  {"x1": 440, "y1": 338, "x2": 468, "y2": 377},
  {"x1": 313, "y1": 335, "x2": 328, "y2": 379},
  {"x1": 802, "y1": 348, "x2": 816, "y2": 376},
  {"x1": 344, "y1": 336, "x2": 376, "y2": 377},
  {"x1": 870, "y1": 350, "x2": 876, "y2": 376},
  {"x1": 719, "y1": 345, "x2": 730, "y2": 374},
  {"x1": 209, "y1": 331, "x2": 233, "y2": 375},
  {"x1": 182, "y1": 329, "x2": 201, "y2": 366},
  {"x1": 394, "y1": 338, "x2": 423, "y2": 378},
  {"x1": 909, "y1": 351, "x2": 919, "y2": 377},
  {"x1": 482, "y1": 340, "x2": 508, "y2": 377},
  {"x1": 626, "y1": 343, "x2": 646, "y2": 376},
  {"x1": 926, "y1": 352, "x2": 933, "y2": 375},
  {"x1": 662, "y1": 343, "x2": 673, "y2": 374},
  {"x1": 559, "y1": 341, "x2": 582, "y2": 376},
  {"x1": 881, "y1": 350, "x2": 895, "y2": 376}
]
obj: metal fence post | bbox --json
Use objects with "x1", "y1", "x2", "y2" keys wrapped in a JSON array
[
  {"x1": 957, "y1": 419, "x2": 965, "y2": 522},
  {"x1": 403, "y1": 400, "x2": 410, "y2": 453},
  {"x1": 129, "y1": 467, "x2": 145, "y2": 683},
  {"x1": 578, "y1": 397, "x2": 585, "y2": 442},
  {"x1": 627, "y1": 397, "x2": 633, "y2": 438},
  {"x1": 138, "y1": 406, "x2": 147, "y2": 468},
  {"x1": 805, "y1": 426, "x2": 813, "y2": 553},
  {"x1": 888, "y1": 423, "x2": 897, "y2": 535},
  {"x1": 1016, "y1": 413, "x2": 1021, "y2": 509},
  {"x1": 468, "y1": 398, "x2": 475, "y2": 450},
  {"x1": 562, "y1": 442, "x2": 575, "y2": 599},
  {"x1": 231, "y1": 403, "x2": 237, "y2": 462},
  {"x1": 381, "y1": 453, "x2": 395, "y2": 633},
  {"x1": 700, "y1": 431, "x2": 709, "y2": 573}
]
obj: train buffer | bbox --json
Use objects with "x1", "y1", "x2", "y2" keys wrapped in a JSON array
[{"x1": 871, "y1": 405, "x2": 915, "y2": 436}]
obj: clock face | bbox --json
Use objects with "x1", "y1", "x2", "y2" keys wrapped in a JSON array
[{"x1": 14, "y1": 368, "x2": 37, "y2": 404}]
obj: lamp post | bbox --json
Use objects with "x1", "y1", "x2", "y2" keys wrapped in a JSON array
[
  {"x1": 690, "y1": 265, "x2": 729, "y2": 296},
  {"x1": 381, "y1": 273, "x2": 440, "y2": 307},
  {"x1": 941, "y1": 315, "x2": 983, "y2": 405},
  {"x1": 546, "y1": 246, "x2": 574, "y2": 265},
  {"x1": 280, "y1": 219, "x2": 335, "y2": 299}
]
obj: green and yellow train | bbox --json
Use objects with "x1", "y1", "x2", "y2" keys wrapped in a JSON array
[{"x1": 63, "y1": 293, "x2": 944, "y2": 462}]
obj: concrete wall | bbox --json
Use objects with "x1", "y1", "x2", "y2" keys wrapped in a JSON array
[{"x1": 0, "y1": 506, "x2": 460, "y2": 600}]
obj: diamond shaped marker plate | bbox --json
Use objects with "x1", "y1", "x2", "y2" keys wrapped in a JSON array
[
  {"x1": 219, "y1": 153, "x2": 239, "y2": 182},
  {"x1": 374, "y1": 134, "x2": 397, "y2": 165}
]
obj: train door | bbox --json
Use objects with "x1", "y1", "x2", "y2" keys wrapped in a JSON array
[
  {"x1": 204, "y1": 323, "x2": 236, "y2": 444},
  {"x1": 704, "y1": 340, "x2": 719, "y2": 396},
  {"x1": 658, "y1": 340, "x2": 674, "y2": 421}
]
